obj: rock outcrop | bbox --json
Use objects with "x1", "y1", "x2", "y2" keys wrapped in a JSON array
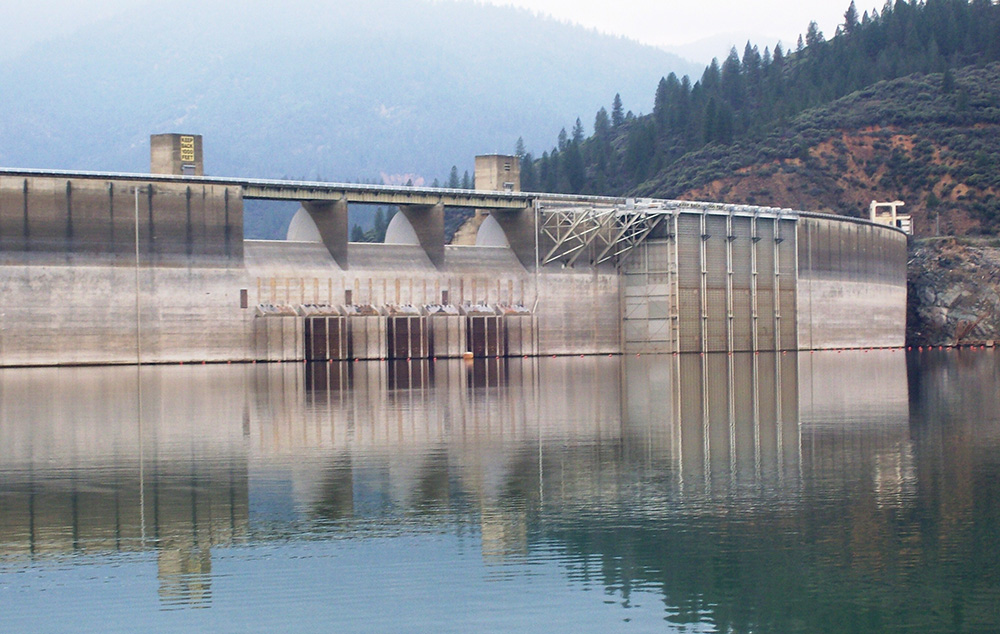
[{"x1": 907, "y1": 238, "x2": 1000, "y2": 346}]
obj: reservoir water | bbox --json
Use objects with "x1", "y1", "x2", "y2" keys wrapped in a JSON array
[{"x1": 1, "y1": 350, "x2": 998, "y2": 632}]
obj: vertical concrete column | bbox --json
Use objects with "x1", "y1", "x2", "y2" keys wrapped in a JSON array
[
  {"x1": 399, "y1": 202, "x2": 445, "y2": 268},
  {"x1": 668, "y1": 214, "x2": 681, "y2": 353},
  {"x1": 725, "y1": 213, "x2": 735, "y2": 353},
  {"x1": 303, "y1": 198, "x2": 349, "y2": 270},
  {"x1": 492, "y1": 206, "x2": 536, "y2": 270},
  {"x1": 750, "y1": 215, "x2": 760, "y2": 352},
  {"x1": 698, "y1": 212, "x2": 709, "y2": 353},
  {"x1": 773, "y1": 218, "x2": 783, "y2": 351}
]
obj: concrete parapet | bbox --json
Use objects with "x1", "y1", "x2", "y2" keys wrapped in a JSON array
[{"x1": 0, "y1": 176, "x2": 242, "y2": 267}]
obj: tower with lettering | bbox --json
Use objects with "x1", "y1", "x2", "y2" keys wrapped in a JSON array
[{"x1": 150, "y1": 133, "x2": 204, "y2": 176}]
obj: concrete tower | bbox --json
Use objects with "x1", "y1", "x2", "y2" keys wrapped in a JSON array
[
  {"x1": 151, "y1": 134, "x2": 204, "y2": 176},
  {"x1": 474, "y1": 155, "x2": 520, "y2": 192}
]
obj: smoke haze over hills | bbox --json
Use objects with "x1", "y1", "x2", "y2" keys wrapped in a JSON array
[{"x1": 0, "y1": 0, "x2": 699, "y2": 183}]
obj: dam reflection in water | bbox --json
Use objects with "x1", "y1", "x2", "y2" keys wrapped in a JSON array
[{"x1": 1, "y1": 350, "x2": 998, "y2": 631}]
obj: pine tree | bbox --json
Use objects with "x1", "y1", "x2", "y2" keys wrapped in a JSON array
[
  {"x1": 805, "y1": 21, "x2": 824, "y2": 47},
  {"x1": 564, "y1": 142, "x2": 585, "y2": 193},
  {"x1": 462, "y1": 170, "x2": 471, "y2": 189},
  {"x1": 520, "y1": 152, "x2": 536, "y2": 191},
  {"x1": 844, "y1": 1, "x2": 859, "y2": 33},
  {"x1": 572, "y1": 118, "x2": 585, "y2": 145},
  {"x1": 611, "y1": 93, "x2": 624, "y2": 127},
  {"x1": 654, "y1": 77, "x2": 669, "y2": 129},
  {"x1": 350, "y1": 224, "x2": 365, "y2": 242},
  {"x1": 514, "y1": 137, "x2": 526, "y2": 158},
  {"x1": 594, "y1": 107, "x2": 611, "y2": 137},
  {"x1": 942, "y1": 68, "x2": 955, "y2": 94},
  {"x1": 373, "y1": 208, "x2": 386, "y2": 242},
  {"x1": 448, "y1": 166, "x2": 460, "y2": 188}
]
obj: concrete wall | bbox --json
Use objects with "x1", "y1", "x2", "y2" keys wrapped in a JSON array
[
  {"x1": 0, "y1": 263, "x2": 253, "y2": 366},
  {"x1": 0, "y1": 176, "x2": 242, "y2": 266},
  {"x1": 622, "y1": 210, "x2": 797, "y2": 353},
  {"x1": 244, "y1": 240, "x2": 620, "y2": 357},
  {"x1": 796, "y1": 216, "x2": 907, "y2": 349}
]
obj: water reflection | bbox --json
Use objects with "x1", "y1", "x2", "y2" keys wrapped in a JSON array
[
  {"x1": 1, "y1": 351, "x2": 998, "y2": 631},
  {"x1": 0, "y1": 367, "x2": 249, "y2": 608}
]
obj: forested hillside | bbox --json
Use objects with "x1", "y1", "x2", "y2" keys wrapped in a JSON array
[{"x1": 523, "y1": 0, "x2": 1000, "y2": 235}]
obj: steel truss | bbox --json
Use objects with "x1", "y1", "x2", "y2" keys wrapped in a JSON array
[
  {"x1": 537, "y1": 199, "x2": 795, "y2": 268},
  {"x1": 538, "y1": 199, "x2": 671, "y2": 266}
]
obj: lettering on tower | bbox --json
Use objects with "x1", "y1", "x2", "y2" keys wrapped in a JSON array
[{"x1": 179, "y1": 136, "x2": 196, "y2": 163}]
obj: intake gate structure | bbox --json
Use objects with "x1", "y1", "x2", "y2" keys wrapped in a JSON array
[{"x1": 0, "y1": 165, "x2": 906, "y2": 366}]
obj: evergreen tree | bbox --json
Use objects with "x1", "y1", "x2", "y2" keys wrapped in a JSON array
[
  {"x1": 844, "y1": 1, "x2": 859, "y2": 33},
  {"x1": 462, "y1": 170, "x2": 471, "y2": 189},
  {"x1": 514, "y1": 137, "x2": 526, "y2": 157},
  {"x1": 350, "y1": 224, "x2": 365, "y2": 242},
  {"x1": 612, "y1": 93, "x2": 624, "y2": 126},
  {"x1": 373, "y1": 207, "x2": 387, "y2": 242},
  {"x1": 703, "y1": 97, "x2": 718, "y2": 144},
  {"x1": 572, "y1": 118, "x2": 585, "y2": 145},
  {"x1": 654, "y1": 77, "x2": 670, "y2": 129},
  {"x1": 520, "y1": 152, "x2": 537, "y2": 191},
  {"x1": 538, "y1": 151, "x2": 550, "y2": 191},
  {"x1": 942, "y1": 67, "x2": 955, "y2": 93},
  {"x1": 564, "y1": 142, "x2": 585, "y2": 192},
  {"x1": 805, "y1": 21, "x2": 824, "y2": 47},
  {"x1": 594, "y1": 107, "x2": 611, "y2": 137},
  {"x1": 448, "y1": 166, "x2": 460, "y2": 188}
]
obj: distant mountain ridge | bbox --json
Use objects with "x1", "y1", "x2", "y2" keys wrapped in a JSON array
[{"x1": 0, "y1": 0, "x2": 700, "y2": 183}]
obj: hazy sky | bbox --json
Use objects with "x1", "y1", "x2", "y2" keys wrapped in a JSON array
[{"x1": 1, "y1": 0, "x2": 855, "y2": 60}]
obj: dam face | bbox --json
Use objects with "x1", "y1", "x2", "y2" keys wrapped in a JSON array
[
  {"x1": 621, "y1": 212, "x2": 908, "y2": 353},
  {"x1": 0, "y1": 172, "x2": 907, "y2": 366}
]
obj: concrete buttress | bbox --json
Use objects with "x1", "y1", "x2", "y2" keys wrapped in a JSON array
[{"x1": 303, "y1": 198, "x2": 349, "y2": 269}]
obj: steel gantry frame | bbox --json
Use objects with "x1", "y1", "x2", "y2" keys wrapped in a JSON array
[
  {"x1": 537, "y1": 199, "x2": 671, "y2": 266},
  {"x1": 535, "y1": 199, "x2": 799, "y2": 269}
]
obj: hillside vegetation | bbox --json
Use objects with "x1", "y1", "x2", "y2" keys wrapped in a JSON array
[{"x1": 523, "y1": 0, "x2": 1000, "y2": 236}]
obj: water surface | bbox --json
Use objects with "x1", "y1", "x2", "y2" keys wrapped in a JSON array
[{"x1": 1, "y1": 350, "x2": 998, "y2": 632}]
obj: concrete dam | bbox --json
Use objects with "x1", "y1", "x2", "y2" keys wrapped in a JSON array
[{"x1": 0, "y1": 138, "x2": 907, "y2": 366}]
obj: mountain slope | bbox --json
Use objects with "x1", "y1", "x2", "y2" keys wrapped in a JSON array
[
  {"x1": 0, "y1": 0, "x2": 699, "y2": 182},
  {"x1": 635, "y1": 64, "x2": 1000, "y2": 235}
]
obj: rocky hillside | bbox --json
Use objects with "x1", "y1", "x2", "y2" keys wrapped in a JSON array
[
  {"x1": 637, "y1": 65, "x2": 1000, "y2": 237},
  {"x1": 907, "y1": 238, "x2": 1000, "y2": 346}
]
